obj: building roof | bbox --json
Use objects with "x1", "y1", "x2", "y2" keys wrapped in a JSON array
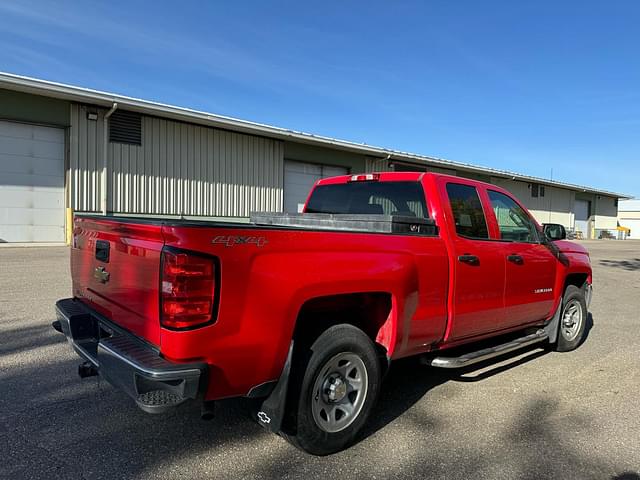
[{"x1": 0, "y1": 71, "x2": 632, "y2": 199}]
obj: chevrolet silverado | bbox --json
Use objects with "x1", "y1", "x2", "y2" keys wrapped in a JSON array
[{"x1": 53, "y1": 172, "x2": 592, "y2": 455}]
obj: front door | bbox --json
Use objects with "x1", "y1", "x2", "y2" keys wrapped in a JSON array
[
  {"x1": 574, "y1": 199, "x2": 590, "y2": 239},
  {"x1": 487, "y1": 189, "x2": 557, "y2": 326},
  {"x1": 442, "y1": 182, "x2": 507, "y2": 340}
]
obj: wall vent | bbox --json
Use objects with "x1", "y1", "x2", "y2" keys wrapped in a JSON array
[{"x1": 109, "y1": 110, "x2": 142, "y2": 145}]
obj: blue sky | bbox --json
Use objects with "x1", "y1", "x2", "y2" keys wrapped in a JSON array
[{"x1": 1, "y1": 1, "x2": 639, "y2": 197}]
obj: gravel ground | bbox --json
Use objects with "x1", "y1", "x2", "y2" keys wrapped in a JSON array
[{"x1": 0, "y1": 240, "x2": 639, "y2": 479}]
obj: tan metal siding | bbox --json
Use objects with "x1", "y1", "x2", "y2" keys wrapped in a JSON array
[
  {"x1": 424, "y1": 166, "x2": 457, "y2": 175},
  {"x1": 71, "y1": 104, "x2": 284, "y2": 216},
  {"x1": 594, "y1": 195, "x2": 618, "y2": 230},
  {"x1": 490, "y1": 177, "x2": 576, "y2": 227},
  {"x1": 365, "y1": 156, "x2": 393, "y2": 173},
  {"x1": 69, "y1": 104, "x2": 102, "y2": 212},
  {"x1": 106, "y1": 115, "x2": 283, "y2": 216}
]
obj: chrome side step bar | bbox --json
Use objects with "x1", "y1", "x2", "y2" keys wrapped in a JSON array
[{"x1": 428, "y1": 329, "x2": 548, "y2": 369}]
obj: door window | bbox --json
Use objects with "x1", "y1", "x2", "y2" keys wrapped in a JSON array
[
  {"x1": 488, "y1": 190, "x2": 539, "y2": 243},
  {"x1": 445, "y1": 183, "x2": 489, "y2": 239}
]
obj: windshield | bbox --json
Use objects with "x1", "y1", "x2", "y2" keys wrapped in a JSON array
[{"x1": 305, "y1": 181, "x2": 428, "y2": 218}]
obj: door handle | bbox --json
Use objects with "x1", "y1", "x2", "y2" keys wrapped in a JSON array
[
  {"x1": 507, "y1": 254, "x2": 524, "y2": 265},
  {"x1": 458, "y1": 254, "x2": 479, "y2": 265}
]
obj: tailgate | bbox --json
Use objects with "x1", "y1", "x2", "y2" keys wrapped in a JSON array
[{"x1": 71, "y1": 216, "x2": 165, "y2": 346}]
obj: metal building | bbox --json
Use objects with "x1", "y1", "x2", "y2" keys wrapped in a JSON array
[
  {"x1": 618, "y1": 200, "x2": 640, "y2": 239},
  {"x1": 0, "y1": 72, "x2": 631, "y2": 244}
]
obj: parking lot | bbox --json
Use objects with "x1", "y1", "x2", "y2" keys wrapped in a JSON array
[{"x1": 1, "y1": 241, "x2": 639, "y2": 479}]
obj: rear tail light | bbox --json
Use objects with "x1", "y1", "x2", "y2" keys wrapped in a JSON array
[{"x1": 160, "y1": 248, "x2": 218, "y2": 330}]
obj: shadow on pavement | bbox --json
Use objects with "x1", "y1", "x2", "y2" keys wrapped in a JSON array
[
  {"x1": 599, "y1": 258, "x2": 640, "y2": 271},
  {"x1": 0, "y1": 312, "x2": 635, "y2": 480},
  {"x1": 0, "y1": 323, "x2": 63, "y2": 358}
]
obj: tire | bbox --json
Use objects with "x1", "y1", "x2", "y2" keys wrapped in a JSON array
[
  {"x1": 554, "y1": 284, "x2": 588, "y2": 352},
  {"x1": 285, "y1": 324, "x2": 381, "y2": 455}
]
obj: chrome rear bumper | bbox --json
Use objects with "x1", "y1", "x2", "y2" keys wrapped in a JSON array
[{"x1": 54, "y1": 298, "x2": 207, "y2": 413}]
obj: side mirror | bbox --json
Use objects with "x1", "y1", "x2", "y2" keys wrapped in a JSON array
[{"x1": 543, "y1": 223, "x2": 566, "y2": 241}]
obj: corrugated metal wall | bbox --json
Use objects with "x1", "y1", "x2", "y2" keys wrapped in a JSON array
[
  {"x1": 364, "y1": 156, "x2": 393, "y2": 173},
  {"x1": 70, "y1": 104, "x2": 103, "y2": 212},
  {"x1": 71, "y1": 104, "x2": 284, "y2": 216}
]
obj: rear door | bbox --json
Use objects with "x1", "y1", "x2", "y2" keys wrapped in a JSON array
[
  {"x1": 440, "y1": 181, "x2": 507, "y2": 340},
  {"x1": 486, "y1": 189, "x2": 557, "y2": 326}
]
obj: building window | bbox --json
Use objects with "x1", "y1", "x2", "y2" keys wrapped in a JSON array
[
  {"x1": 531, "y1": 184, "x2": 545, "y2": 198},
  {"x1": 109, "y1": 110, "x2": 142, "y2": 145}
]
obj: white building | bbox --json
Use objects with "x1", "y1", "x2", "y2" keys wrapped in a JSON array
[{"x1": 618, "y1": 200, "x2": 640, "y2": 239}]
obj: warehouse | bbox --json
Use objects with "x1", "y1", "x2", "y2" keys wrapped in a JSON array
[
  {"x1": 0, "y1": 72, "x2": 630, "y2": 244},
  {"x1": 618, "y1": 200, "x2": 640, "y2": 239}
]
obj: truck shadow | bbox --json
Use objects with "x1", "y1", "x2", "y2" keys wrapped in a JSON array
[
  {"x1": 364, "y1": 343, "x2": 550, "y2": 440},
  {"x1": 5, "y1": 312, "x2": 633, "y2": 480},
  {"x1": 365, "y1": 312, "x2": 596, "y2": 438},
  {"x1": 0, "y1": 323, "x2": 64, "y2": 358},
  {"x1": 599, "y1": 258, "x2": 640, "y2": 271}
]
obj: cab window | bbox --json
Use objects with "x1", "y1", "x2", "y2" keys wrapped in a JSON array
[
  {"x1": 446, "y1": 183, "x2": 489, "y2": 239},
  {"x1": 305, "y1": 181, "x2": 428, "y2": 218},
  {"x1": 488, "y1": 190, "x2": 539, "y2": 243}
]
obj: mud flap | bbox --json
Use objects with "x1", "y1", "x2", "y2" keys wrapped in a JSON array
[
  {"x1": 255, "y1": 341, "x2": 294, "y2": 433},
  {"x1": 544, "y1": 297, "x2": 563, "y2": 344}
]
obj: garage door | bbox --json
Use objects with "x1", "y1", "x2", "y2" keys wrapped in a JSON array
[
  {"x1": 619, "y1": 218, "x2": 640, "y2": 239},
  {"x1": 284, "y1": 160, "x2": 348, "y2": 213},
  {"x1": 0, "y1": 120, "x2": 65, "y2": 243}
]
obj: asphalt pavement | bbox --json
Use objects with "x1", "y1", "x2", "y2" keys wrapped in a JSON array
[{"x1": 0, "y1": 241, "x2": 638, "y2": 479}]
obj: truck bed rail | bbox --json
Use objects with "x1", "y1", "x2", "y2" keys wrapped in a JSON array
[{"x1": 250, "y1": 213, "x2": 438, "y2": 235}]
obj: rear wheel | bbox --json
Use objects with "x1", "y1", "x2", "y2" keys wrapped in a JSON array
[
  {"x1": 285, "y1": 324, "x2": 381, "y2": 455},
  {"x1": 554, "y1": 284, "x2": 588, "y2": 352}
]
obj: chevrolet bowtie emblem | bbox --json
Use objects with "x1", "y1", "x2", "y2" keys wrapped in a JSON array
[{"x1": 93, "y1": 266, "x2": 110, "y2": 284}]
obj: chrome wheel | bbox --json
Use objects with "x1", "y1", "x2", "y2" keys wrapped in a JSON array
[
  {"x1": 311, "y1": 352, "x2": 368, "y2": 433},
  {"x1": 561, "y1": 299, "x2": 583, "y2": 342}
]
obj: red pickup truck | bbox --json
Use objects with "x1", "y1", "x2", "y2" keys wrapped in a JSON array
[{"x1": 54, "y1": 172, "x2": 592, "y2": 455}]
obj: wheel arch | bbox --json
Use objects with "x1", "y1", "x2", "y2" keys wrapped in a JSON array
[
  {"x1": 564, "y1": 272, "x2": 590, "y2": 292},
  {"x1": 291, "y1": 291, "x2": 395, "y2": 369}
]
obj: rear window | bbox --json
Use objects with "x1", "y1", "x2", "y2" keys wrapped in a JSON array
[{"x1": 305, "y1": 181, "x2": 428, "y2": 218}]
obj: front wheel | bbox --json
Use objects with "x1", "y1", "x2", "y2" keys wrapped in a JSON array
[
  {"x1": 554, "y1": 284, "x2": 588, "y2": 352},
  {"x1": 286, "y1": 324, "x2": 381, "y2": 455}
]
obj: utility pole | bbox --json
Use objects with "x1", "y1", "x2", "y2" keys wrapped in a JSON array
[{"x1": 548, "y1": 168, "x2": 554, "y2": 223}]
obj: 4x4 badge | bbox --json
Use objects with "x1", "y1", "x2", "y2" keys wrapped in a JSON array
[{"x1": 212, "y1": 235, "x2": 268, "y2": 247}]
